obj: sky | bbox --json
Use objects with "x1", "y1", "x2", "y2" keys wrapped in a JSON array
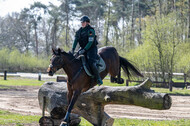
[{"x1": 0, "y1": 0, "x2": 60, "y2": 17}]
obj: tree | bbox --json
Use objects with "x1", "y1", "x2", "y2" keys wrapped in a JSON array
[
  {"x1": 188, "y1": 0, "x2": 190, "y2": 40},
  {"x1": 72, "y1": 0, "x2": 106, "y2": 42},
  {"x1": 104, "y1": 0, "x2": 111, "y2": 46},
  {"x1": 143, "y1": 13, "x2": 180, "y2": 81},
  {"x1": 29, "y1": 2, "x2": 48, "y2": 56},
  {"x1": 59, "y1": 0, "x2": 72, "y2": 47},
  {"x1": 0, "y1": 13, "x2": 33, "y2": 52},
  {"x1": 19, "y1": 2, "x2": 48, "y2": 56}
]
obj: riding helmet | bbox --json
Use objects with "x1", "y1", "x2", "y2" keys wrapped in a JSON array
[{"x1": 80, "y1": 16, "x2": 90, "y2": 23}]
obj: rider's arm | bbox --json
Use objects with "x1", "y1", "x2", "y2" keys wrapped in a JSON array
[
  {"x1": 72, "y1": 30, "x2": 80, "y2": 51},
  {"x1": 72, "y1": 37, "x2": 78, "y2": 51},
  {"x1": 84, "y1": 29, "x2": 95, "y2": 51}
]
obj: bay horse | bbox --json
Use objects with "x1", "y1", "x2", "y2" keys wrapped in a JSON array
[{"x1": 47, "y1": 46, "x2": 143, "y2": 126}]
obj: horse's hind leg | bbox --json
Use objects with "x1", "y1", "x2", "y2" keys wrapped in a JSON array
[
  {"x1": 116, "y1": 65, "x2": 124, "y2": 84},
  {"x1": 61, "y1": 89, "x2": 81, "y2": 126}
]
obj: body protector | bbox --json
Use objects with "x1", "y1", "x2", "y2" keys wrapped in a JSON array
[{"x1": 72, "y1": 25, "x2": 98, "y2": 52}]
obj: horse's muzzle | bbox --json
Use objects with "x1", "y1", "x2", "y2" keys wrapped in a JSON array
[{"x1": 47, "y1": 67, "x2": 54, "y2": 76}]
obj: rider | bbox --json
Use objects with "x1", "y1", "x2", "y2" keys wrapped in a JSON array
[{"x1": 71, "y1": 16, "x2": 103, "y2": 85}]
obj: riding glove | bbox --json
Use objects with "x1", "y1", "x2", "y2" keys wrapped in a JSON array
[{"x1": 79, "y1": 49, "x2": 85, "y2": 55}]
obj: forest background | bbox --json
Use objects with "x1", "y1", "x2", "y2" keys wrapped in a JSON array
[{"x1": 0, "y1": 0, "x2": 190, "y2": 82}]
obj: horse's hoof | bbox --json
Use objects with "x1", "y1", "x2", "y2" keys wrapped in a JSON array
[{"x1": 60, "y1": 121, "x2": 68, "y2": 126}]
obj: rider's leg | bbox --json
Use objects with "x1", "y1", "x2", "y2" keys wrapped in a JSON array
[
  {"x1": 87, "y1": 47, "x2": 103, "y2": 85},
  {"x1": 90, "y1": 62, "x2": 103, "y2": 85}
]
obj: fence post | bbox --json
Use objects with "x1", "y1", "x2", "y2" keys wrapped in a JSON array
[
  {"x1": 169, "y1": 81, "x2": 173, "y2": 92},
  {"x1": 4, "y1": 70, "x2": 7, "y2": 80},
  {"x1": 168, "y1": 73, "x2": 172, "y2": 92},
  {"x1": 126, "y1": 80, "x2": 129, "y2": 86},
  {"x1": 184, "y1": 73, "x2": 187, "y2": 89},
  {"x1": 38, "y1": 72, "x2": 41, "y2": 81}
]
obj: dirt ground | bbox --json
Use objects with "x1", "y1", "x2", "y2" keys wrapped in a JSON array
[{"x1": 1, "y1": 85, "x2": 190, "y2": 121}]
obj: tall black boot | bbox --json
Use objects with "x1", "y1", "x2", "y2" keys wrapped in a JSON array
[{"x1": 91, "y1": 63, "x2": 103, "y2": 85}]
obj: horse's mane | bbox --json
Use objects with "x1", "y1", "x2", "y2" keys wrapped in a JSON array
[{"x1": 53, "y1": 48, "x2": 80, "y2": 62}]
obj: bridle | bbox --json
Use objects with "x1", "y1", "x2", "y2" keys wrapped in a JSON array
[
  {"x1": 49, "y1": 55, "x2": 64, "y2": 72},
  {"x1": 48, "y1": 52, "x2": 84, "y2": 85}
]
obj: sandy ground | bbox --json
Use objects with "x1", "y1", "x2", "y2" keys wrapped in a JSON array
[{"x1": 1, "y1": 85, "x2": 190, "y2": 121}]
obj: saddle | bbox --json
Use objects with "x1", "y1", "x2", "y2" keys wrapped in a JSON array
[{"x1": 80, "y1": 55, "x2": 106, "y2": 77}]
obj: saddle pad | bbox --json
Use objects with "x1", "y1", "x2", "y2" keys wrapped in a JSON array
[{"x1": 81, "y1": 55, "x2": 106, "y2": 77}]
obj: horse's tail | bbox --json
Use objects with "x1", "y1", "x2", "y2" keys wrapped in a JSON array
[{"x1": 119, "y1": 56, "x2": 144, "y2": 79}]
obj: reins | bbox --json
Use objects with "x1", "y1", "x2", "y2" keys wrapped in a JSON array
[
  {"x1": 67, "y1": 67, "x2": 83, "y2": 85},
  {"x1": 67, "y1": 53, "x2": 84, "y2": 85}
]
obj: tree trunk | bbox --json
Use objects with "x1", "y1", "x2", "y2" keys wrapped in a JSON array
[
  {"x1": 34, "y1": 26, "x2": 38, "y2": 57},
  {"x1": 38, "y1": 78, "x2": 172, "y2": 126},
  {"x1": 172, "y1": 0, "x2": 176, "y2": 12},
  {"x1": 130, "y1": 0, "x2": 135, "y2": 48},
  {"x1": 105, "y1": 0, "x2": 111, "y2": 46},
  {"x1": 138, "y1": 0, "x2": 142, "y2": 45},
  {"x1": 188, "y1": 0, "x2": 190, "y2": 40},
  {"x1": 158, "y1": 0, "x2": 162, "y2": 16},
  {"x1": 51, "y1": 19, "x2": 58, "y2": 48},
  {"x1": 65, "y1": 0, "x2": 69, "y2": 47}
]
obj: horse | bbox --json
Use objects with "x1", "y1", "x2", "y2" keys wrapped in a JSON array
[{"x1": 47, "y1": 46, "x2": 143, "y2": 126}]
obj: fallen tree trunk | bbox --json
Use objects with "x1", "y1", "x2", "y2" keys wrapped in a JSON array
[{"x1": 38, "y1": 78, "x2": 172, "y2": 126}]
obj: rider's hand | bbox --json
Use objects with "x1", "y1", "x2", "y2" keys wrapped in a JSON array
[
  {"x1": 79, "y1": 49, "x2": 85, "y2": 55},
  {"x1": 71, "y1": 48, "x2": 75, "y2": 54}
]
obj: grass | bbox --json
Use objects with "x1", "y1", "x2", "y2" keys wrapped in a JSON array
[
  {"x1": 113, "y1": 118, "x2": 190, "y2": 126},
  {"x1": 79, "y1": 117, "x2": 190, "y2": 126},
  {"x1": 1, "y1": 77, "x2": 190, "y2": 125},
  {"x1": 1, "y1": 109, "x2": 190, "y2": 126},
  {"x1": 151, "y1": 87, "x2": 190, "y2": 95},
  {"x1": 0, "y1": 109, "x2": 40, "y2": 126},
  {"x1": 103, "y1": 79, "x2": 126, "y2": 86},
  {"x1": 0, "y1": 77, "x2": 45, "y2": 86},
  {"x1": 103, "y1": 79, "x2": 190, "y2": 96}
]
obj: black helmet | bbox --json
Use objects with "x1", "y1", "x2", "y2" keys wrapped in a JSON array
[{"x1": 80, "y1": 16, "x2": 90, "y2": 23}]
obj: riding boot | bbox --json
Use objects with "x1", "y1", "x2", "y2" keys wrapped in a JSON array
[{"x1": 91, "y1": 63, "x2": 103, "y2": 85}]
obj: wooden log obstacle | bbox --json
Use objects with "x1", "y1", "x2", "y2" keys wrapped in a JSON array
[{"x1": 38, "y1": 78, "x2": 172, "y2": 126}]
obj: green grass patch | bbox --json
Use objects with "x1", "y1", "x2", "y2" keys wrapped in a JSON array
[
  {"x1": 103, "y1": 78, "x2": 141, "y2": 87},
  {"x1": 0, "y1": 85, "x2": 12, "y2": 89},
  {"x1": 79, "y1": 117, "x2": 190, "y2": 126},
  {"x1": 0, "y1": 77, "x2": 45, "y2": 86},
  {"x1": 103, "y1": 78, "x2": 190, "y2": 95},
  {"x1": 113, "y1": 118, "x2": 190, "y2": 126},
  {"x1": 1, "y1": 110, "x2": 190, "y2": 126},
  {"x1": 0, "y1": 109, "x2": 40, "y2": 125},
  {"x1": 103, "y1": 79, "x2": 126, "y2": 86},
  {"x1": 151, "y1": 87, "x2": 190, "y2": 95}
]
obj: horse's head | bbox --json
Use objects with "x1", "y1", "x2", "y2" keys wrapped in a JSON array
[{"x1": 47, "y1": 48, "x2": 64, "y2": 76}]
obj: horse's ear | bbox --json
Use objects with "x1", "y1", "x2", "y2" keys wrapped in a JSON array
[
  {"x1": 52, "y1": 48, "x2": 56, "y2": 54},
  {"x1": 58, "y1": 48, "x2": 61, "y2": 55}
]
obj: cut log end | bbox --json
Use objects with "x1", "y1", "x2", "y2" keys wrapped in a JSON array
[{"x1": 163, "y1": 94, "x2": 172, "y2": 109}]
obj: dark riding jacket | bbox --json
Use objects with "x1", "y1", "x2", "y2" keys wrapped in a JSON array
[{"x1": 72, "y1": 25, "x2": 98, "y2": 52}]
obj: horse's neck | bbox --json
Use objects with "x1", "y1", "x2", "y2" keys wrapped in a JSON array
[{"x1": 62, "y1": 55, "x2": 81, "y2": 81}]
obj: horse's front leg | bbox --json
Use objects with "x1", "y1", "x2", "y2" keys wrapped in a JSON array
[
  {"x1": 60, "y1": 89, "x2": 81, "y2": 126},
  {"x1": 67, "y1": 85, "x2": 73, "y2": 104}
]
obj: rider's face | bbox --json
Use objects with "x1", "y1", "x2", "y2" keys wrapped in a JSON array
[{"x1": 81, "y1": 21, "x2": 88, "y2": 28}]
